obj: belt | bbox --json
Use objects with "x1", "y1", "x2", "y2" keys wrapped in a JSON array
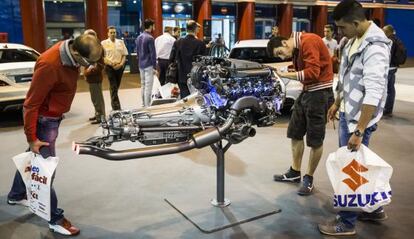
[{"x1": 157, "y1": 58, "x2": 169, "y2": 61}]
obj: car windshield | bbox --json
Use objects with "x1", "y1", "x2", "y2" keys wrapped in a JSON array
[
  {"x1": 0, "y1": 49, "x2": 39, "y2": 63},
  {"x1": 229, "y1": 47, "x2": 285, "y2": 63}
]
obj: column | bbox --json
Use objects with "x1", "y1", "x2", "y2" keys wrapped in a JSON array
[
  {"x1": 371, "y1": 7, "x2": 385, "y2": 27},
  {"x1": 19, "y1": 0, "x2": 46, "y2": 52},
  {"x1": 85, "y1": 0, "x2": 108, "y2": 41},
  {"x1": 194, "y1": 0, "x2": 212, "y2": 42},
  {"x1": 142, "y1": 0, "x2": 162, "y2": 38},
  {"x1": 312, "y1": 5, "x2": 328, "y2": 37},
  {"x1": 237, "y1": 1, "x2": 255, "y2": 40},
  {"x1": 277, "y1": 4, "x2": 293, "y2": 37}
]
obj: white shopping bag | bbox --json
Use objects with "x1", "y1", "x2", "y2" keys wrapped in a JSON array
[
  {"x1": 12, "y1": 152, "x2": 59, "y2": 221},
  {"x1": 326, "y1": 145, "x2": 393, "y2": 212}
]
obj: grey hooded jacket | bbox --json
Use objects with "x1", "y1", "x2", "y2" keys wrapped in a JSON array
[{"x1": 339, "y1": 22, "x2": 392, "y2": 132}]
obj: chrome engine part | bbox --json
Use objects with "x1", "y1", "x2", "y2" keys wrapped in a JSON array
[{"x1": 74, "y1": 57, "x2": 284, "y2": 160}]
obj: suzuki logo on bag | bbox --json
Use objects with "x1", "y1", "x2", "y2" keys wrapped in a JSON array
[{"x1": 342, "y1": 159, "x2": 369, "y2": 191}]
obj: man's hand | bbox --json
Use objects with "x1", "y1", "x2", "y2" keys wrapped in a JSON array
[
  {"x1": 327, "y1": 104, "x2": 339, "y2": 122},
  {"x1": 153, "y1": 69, "x2": 159, "y2": 78},
  {"x1": 29, "y1": 139, "x2": 50, "y2": 154},
  {"x1": 113, "y1": 63, "x2": 122, "y2": 70},
  {"x1": 347, "y1": 133, "x2": 363, "y2": 151}
]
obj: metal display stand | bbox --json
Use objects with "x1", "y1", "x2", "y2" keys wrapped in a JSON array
[{"x1": 165, "y1": 140, "x2": 281, "y2": 234}]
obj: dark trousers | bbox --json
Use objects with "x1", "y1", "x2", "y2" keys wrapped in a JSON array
[
  {"x1": 384, "y1": 68, "x2": 397, "y2": 115},
  {"x1": 157, "y1": 58, "x2": 169, "y2": 86},
  {"x1": 105, "y1": 66, "x2": 124, "y2": 110},
  {"x1": 178, "y1": 82, "x2": 190, "y2": 99},
  {"x1": 88, "y1": 82, "x2": 105, "y2": 121},
  {"x1": 8, "y1": 116, "x2": 64, "y2": 224}
]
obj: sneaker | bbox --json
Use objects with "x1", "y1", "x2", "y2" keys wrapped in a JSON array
[
  {"x1": 298, "y1": 174, "x2": 314, "y2": 196},
  {"x1": 49, "y1": 217, "x2": 80, "y2": 236},
  {"x1": 358, "y1": 209, "x2": 388, "y2": 222},
  {"x1": 88, "y1": 116, "x2": 96, "y2": 121},
  {"x1": 318, "y1": 217, "x2": 356, "y2": 236},
  {"x1": 273, "y1": 167, "x2": 301, "y2": 183},
  {"x1": 7, "y1": 198, "x2": 29, "y2": 207}
]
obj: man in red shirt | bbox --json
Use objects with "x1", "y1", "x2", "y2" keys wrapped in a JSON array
[
  {"x1": 7, "y1": 34, "x2": 102, "y2": 236},
  {"x1": 267, "y1": 33, "x2": 334, "y2": 196}
]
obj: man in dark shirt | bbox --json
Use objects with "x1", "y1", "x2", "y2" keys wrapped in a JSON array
[
  {"x1": 136, "y1": 19, "x2": 157, "y2": 107},
  {"x1": 7, "y1": 35, "x2": 102, "y2": 236},
  {"x1": 383, "y1": 24, "x2": 404, "y2": 118},
  {"x1": 83, "y1": 29, "x2": 106, "y2": 124},
  {"x1": 169, "y1": 20, "x2": 207, "y2": 98}
]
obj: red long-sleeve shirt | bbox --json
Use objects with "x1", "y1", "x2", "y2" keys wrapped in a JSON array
[
  {"x1": 23, "y1": 41, "x2": 80, "y2": 142},
  {"x1": 292, "y1": 32, "x2": 333, "y2": 91}
]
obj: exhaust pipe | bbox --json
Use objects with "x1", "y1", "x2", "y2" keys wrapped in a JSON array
[{"x1": 74, "y1": 96, "x2": 260, "y2": 161}]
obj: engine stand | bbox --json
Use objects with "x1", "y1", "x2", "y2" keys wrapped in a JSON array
[{"x1": 164, "y1": 140, "x2": 281, "y2": 234}]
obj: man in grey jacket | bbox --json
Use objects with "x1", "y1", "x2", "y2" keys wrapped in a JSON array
[{"x1": 318, "y1": 0, "x2": 391, "y2": 236}]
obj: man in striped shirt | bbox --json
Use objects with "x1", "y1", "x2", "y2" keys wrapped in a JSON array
[{"x1": 267, "y1": 33, "x2": 334, "y2": 196}]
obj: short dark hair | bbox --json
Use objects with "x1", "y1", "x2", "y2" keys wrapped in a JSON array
[
  {"x1": 266, "y1": 36, "x2": 288, "y2": 57},
  {"x1": 144, "y1": 19, "x2": 155, "y2": 30},
  {"x1": 187, "y1": 20, "x2": 200, "y2": 32},
  {"x1": 333, "y1": 0, "x2": 366, "y2": 23},
  {"x1": 324, "y1": 24, "x2": 334, "y2": 32},
  {"x1": 72, "y1": 35, "x2": 93, "y2": 58},
  {"x1": 108, "y1": 26, "x2": 116, "y2": 31}
]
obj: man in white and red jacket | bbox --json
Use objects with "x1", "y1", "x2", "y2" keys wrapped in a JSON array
[{"x1": 267, "y1": 32, "x2": 334, "y2": 196}]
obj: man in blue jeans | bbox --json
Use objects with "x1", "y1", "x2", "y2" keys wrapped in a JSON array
[
  {"x1": 7, "y1": 34, "x2": 102, "y2": 236},
  {"x1": 318, "y1": 0, "x2": 391, "y2": 236},
  {"x1": 136, "y1": 19, "x2": 157, "y2": 107}
]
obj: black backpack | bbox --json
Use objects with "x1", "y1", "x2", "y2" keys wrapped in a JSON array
[{"x1": 393, "y1": 37, "x2": 407, "y2": 66}]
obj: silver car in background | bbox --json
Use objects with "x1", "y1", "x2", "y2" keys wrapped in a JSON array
[{"x1": 0, "y1": 43, "x2": 39, "y2": 111}]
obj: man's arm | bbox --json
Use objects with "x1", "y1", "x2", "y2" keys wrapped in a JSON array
[
  {"x1": 277, "y1": 71, "x2": 298, "y2": 80},
  {"x1": 114, "y1": 40, "x2": 128, "y2": 69},
  {"x1": 169, "y1": 41, "x2": 177, "y2": 63},
  {"x1": 23, "y1": 62, "x2": 56, "y2": 153},
  {"x1": 149, "y1": 37, "x2": 157, "y2": 69},
  {"x1": 348, "y1": 43, "x2": 390, "y2": 151}
]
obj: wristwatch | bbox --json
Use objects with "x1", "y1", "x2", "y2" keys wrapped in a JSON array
[{"x1": 353, "y1": 129, "x2": 364, "y2": 137}]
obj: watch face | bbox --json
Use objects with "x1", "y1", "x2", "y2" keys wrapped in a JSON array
[{"x1": 354, "y1": 130, "x2": 362, "y2": 137}]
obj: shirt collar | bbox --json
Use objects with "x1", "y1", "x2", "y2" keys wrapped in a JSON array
[
  {"x1": 293, "y1": 32, "x2": 302, "y2": 50},
  {"x1": 59, "y1": 39, "x2": 79, "y2": 67}
]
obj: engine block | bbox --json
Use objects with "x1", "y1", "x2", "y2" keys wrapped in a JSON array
[{"x1": 75, "y1": 57, "x2": 285, "y2": 160}]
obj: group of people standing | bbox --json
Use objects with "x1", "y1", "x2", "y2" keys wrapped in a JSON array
[
  {"x1": 136, "y1": 19, "x2": 206, "y2": 106},
  {"x1": 267, "y1": 0, "x2": 404, "y2": 236},
  {"x1": 84, "y1": 24, "x2": 184, "y2": 121},
  {"x1": 5, "y1": 0, "x2": 406, "y2": 236}
]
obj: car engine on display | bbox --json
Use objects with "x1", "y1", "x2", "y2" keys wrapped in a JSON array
[{"x1": 74, "y1": 57, "x2": 285, "y2": 160}]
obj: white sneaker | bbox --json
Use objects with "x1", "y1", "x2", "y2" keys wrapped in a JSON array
[
  {"x1": 49, "y1": 217, "x2": 80, "y2": 236},
  {"x1": 7, "y1": 198, "x2": 29, "y2": 207}
]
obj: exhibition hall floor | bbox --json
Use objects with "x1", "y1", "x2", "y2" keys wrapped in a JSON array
[{"x1": 1, "y1": 69, "x2": 413, "y2": 239}]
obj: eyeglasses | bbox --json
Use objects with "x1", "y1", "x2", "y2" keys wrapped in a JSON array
[{"x1": 77, "y1": 55, "x2": 96, "y2": 66}]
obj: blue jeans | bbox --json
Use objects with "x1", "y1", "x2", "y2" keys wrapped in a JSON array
[
  {"x1": 337, "y1": 112, "x2": 382, "y2": 228},
  {"x1": 139, "y1": 66, "x2": 154, "y2": 107},
  {"x1": 8, "y1": 116, "x2": 64, "y2": 224},
  {"x1": 384, "y1": 68, "x2": 397, "y2": 115}
]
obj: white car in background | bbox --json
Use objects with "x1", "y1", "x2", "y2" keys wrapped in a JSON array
[
  {"x1": 229, "y1": 39, "x2": 302, "y2": 110},
  {"x1": 0, "y1": 43, "x2": 39, "y2": 111}
]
